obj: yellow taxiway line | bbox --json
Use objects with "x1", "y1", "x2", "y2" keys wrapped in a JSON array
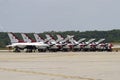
[{"x1": 0, "y1": 67, "x2": 96, "y2": 80}]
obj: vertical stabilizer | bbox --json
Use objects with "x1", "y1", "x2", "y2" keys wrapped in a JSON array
[
  {"x1": 96, "y1": 39, "x2": 105, "y2": 44},
  {"x1": 78, "y1": 38, "x2": 86, "y2": 43},
  {"x1": 61, "y1": 35, "x2": 74, "y2": 43},
  {"x1": 45, "y1": 34, "x2": 55, "y2": 41},
  {"x1": 21, "y1": 33, "x2": 32, "y2": 42},
  {"x1": 46, "y1": 34, "x2": 55, "y2": 39},
  {"x1": 34, "y1": 33, "x2": 44, "y2": 42},
  {"x1": 8, "y1": 32, "x2": 23, "y2": 43},
  {"x1": 56, "y1": 34, "x2": 64, "y2": 42},
  {"x1": 65, "y1": 35, "x2": 74, "y2": 41},
  {"x1": 86, "y1": 38, "x2": 95, "y2": 44}
]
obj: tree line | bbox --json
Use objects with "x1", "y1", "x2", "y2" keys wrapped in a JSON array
[{"x1": 0, "y1": 29, "x2": 120, "y2": 48}]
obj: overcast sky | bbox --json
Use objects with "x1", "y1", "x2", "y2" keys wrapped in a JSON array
[{"x1": 0, "y1": 0, "x2": 120, "y2": 32}]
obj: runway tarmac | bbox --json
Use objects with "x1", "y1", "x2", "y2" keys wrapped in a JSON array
[{"x1": 0, "y1": 52, "x2": 120, "y2": 80}]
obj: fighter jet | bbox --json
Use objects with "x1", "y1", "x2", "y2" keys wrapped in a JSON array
[
  {"x1": 56, "y1": 35, "x2": 74, "y2": 51},
  {"x1": 20, "y1": 33, "x2": 49, "y2": 52},
  {"x1": 69, "y1": 37, "x2": 86, "y2": 51},
  {"x1": 7, "y1": 32, "x2": 30, "y2": 52}
]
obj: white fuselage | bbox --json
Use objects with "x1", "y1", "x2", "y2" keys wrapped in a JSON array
[{"x1": 7, "y1": 42, "x2": 49, "y2": 49}]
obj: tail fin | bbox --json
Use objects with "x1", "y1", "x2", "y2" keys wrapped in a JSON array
[
  {"x1": 67, "y1": 35, "x2": 74, "y2": 39},
  {"x1": 78, "y1": 38, "x2": 86, "y2": 43},
  {"x1": 45, "y1": 34, "x2": 55, "y2": 42},
  {"x1": 46, "y1": 34, "x2": 55, "y2": 39},
  {"x1": 21, "y1": 33, "x2": 36, "y2": 42},
  {"x1": 86, "y1": 38, "x2": 95, "y2": 44},
  {"x1": 61, "y1": 35, "x2": 74, "y2": 43},
  {"x1": 65, "y1": 35, "x2": 74, "y2": 41},
  {"x1": 56, "y1": 34, "x2": 64, "y2": 42},
  {"x1": 8, "y1": 32, "x2": 24, "y2": 43},
  {"x1": 34, "y1": 33, "x2": 44, "y2": 42},
  {"x1": 96, "y1": 38, "x2": 105, "y2": 44},
  {"x1": 69, "y1": 38, "x2": 76, "y2": 44}
]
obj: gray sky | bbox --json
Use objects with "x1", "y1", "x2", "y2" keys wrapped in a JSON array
[{"x1": 0, "y1": 0, "x2": 120, "y2": 32}]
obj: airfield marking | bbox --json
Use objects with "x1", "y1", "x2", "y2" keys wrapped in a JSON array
[{"x1": 0, "y1": 67, "x2": 96, "y2": 80}]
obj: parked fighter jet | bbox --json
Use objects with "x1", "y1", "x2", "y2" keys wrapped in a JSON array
[
  {"x1": 92, "y1": 38, "x2": 106, "y2": 51},
  {"x1": 20, "y1": 33, "x2": 49, "y2": 52},
  {"x1": 69, "y1": 37, "x2": 86, "y2": 51},
  {"x1": 45, "y1": 34, "x2": 62, "y2": 51},
  {"x1": 56, "y1": 35, "x2": 74, "y2": 51},
  {"x1": 82, "y1": 38, "x2": 96, "y2": 51},
  {"x1": 34, "y1": 33, "x2": 61, "y2": 51},
  {"x1": 6, "y1": 32, "x2": 29, "y2": 52}
]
